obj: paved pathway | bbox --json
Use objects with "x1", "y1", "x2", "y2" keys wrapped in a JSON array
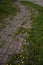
[
  {"x1": 0, "y1": 1, "x2": 31, "y2": 65},
  {"x1": 23, "y1": 0, "x2": 43, "y2": 6},
  {"x1": 32, "y1": 0, "x2": 43, "y2": 6}
]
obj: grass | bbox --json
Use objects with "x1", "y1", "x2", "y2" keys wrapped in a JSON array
[
  {"x1": 0, "y1": 40, "x2": 6, "y2": 48},
  {"x1": 0, "y1": 21, "x2": 8, "y2": 31},
  {"x1": 0, "y1": 1, "x2": 19, "y2": 20},
  {"x1": 21, "y1": 1, "x2": 43, "y2": 65}
]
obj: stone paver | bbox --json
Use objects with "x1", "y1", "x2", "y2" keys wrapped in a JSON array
[
  {"x1": 24, "y1": 0, "x2": 43, "y2": 6},
  {"x1": 2, "y1": 48, "x2": 8, "y2": 54}
]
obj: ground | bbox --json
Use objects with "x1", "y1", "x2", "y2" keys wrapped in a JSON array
[{"x1": 0, "y1": 0, "x2": 43, "y2": 65}]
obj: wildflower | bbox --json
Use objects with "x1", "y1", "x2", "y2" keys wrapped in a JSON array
[
  {"x1": 21, "y1": 61, "x2": 24, "y2": 64},
  {"x1": 18, "y1": 63, "x2": 20, "y2": 65},
  {"x1": 24, "y1": 39, "x2": 26, "y2": 42},
  {"x1": 10, "y1": 63, "x2": 12, "y2": 65},
  {"x1": 23, "y1": 57, "x2": 24, "y2": 59},
  {"x1": 6, "y1": 64, "x2": 8, "y2": 65},
  {"x1": 21, "y1": 50, "x2": 24, "y2": 52},
  {"x1": 20, "y1": 55, "x2": 22, "y2": 57}
]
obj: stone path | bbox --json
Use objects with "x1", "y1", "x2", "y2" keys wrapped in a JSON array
[
  {"x1": 32, "y1": 0, "x2": 43, "y2": 6},
  {"x1": 23, "y1": 0, "x2": 43, "y2": 6},
  {"x1": 0, "y1": 1, "x2": 31, "y2": 65}
]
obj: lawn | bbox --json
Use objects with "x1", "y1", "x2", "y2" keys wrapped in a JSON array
[
  {"x1": 0, "y1": 0, "x2": 19, "y2": 20},
  {"x1": 21, "y1": 1, "x2": 43, "y2": 65}
]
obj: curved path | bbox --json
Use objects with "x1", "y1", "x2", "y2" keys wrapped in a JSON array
[
  {"x1": 25, "y1": 0, "x2": 43, "y2": 6},
  {"x1": 33, "y1": 0, "x2": 43, "y2": 6},
  {"x1": 0, "y1": 1, "x2": 31, "y2": 65}
]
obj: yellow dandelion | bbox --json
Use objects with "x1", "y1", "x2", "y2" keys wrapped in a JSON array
[
  {"x1": 6, "y1": 64, "x2": 8, "y2": 65},
  {"x1": 30, "y1": 21, "x2": 33, "y2": 23},
  {"x1": 10, "y1": 63, "x2": 12, "y2": 65},
  {"x1": 15, "y1": 56, "x2": 16, "y2": 58},
  {"x1": 24, "y1": 39, "x2": 26, "y2": 42},
  {"x1": 20, "y1": 55, "x2": 22, "y2": 57},
  {"x1": 18, "y1": 63, "x2": 20, "y2": 65},
  {"x1": 21, "y1": 50, "x2": 24, "y2": 52},
  {"x1": 22, "y1": 61, "x2": 24, "y2": 64},
  {"x1": 23, "y1": 57, "x2": 24, "y2": 59},
  {"x1": 21, "y1": 59, "x2": 22, "y2": 61}
]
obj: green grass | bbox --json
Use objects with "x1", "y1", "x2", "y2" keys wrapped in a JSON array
[
  {"x1": 0, "y1": 40, "x2": 6, "y2": 48},
  {"x1": 0, "y1": 0, "x2": 19, "y2": 20},
  {"x1": 0, "y1": 20, "x2": 8, "y2": 31},
  {"x1": 21, "y1": 1, "x2": 43, "y2": 65},
  {"x1": 0, "y1": 22, "x2": 7, "y2": 31}
]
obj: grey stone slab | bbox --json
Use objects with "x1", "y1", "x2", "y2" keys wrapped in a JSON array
[
  {"x1": 2, "y1": 55, "x2": 8, "y2": 63},
  {"x1": 3, "y1": 45, "x2": 9, "y2": 49},
  {"x1": 0, "y1": 48, "x2": 3, "y2": 53},
  {"x1": 25, "y1": 0, "x2": 43, "y2": 6},
  {"x1": 13, "y1": 45, "x2": 17, "y2": 50},
  {"x1": 1, "y1": 63, "x2": 6, "y2": 65},
  {"x1": 9, "y1": 44, "x2": 14, "y2": 49},
  {"x1": 2, "y1": 48, "x2": 8, "y2": 54},
  {"x1": 7, "y1": 50, "x2": 14, "y2": 55}
]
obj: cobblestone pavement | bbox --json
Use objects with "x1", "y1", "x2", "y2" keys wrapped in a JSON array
[
  {"x1": 33, "y1": 0, "x2": 43, "y2": 6},
  {"x1": 0, "y1": 1, "x2": 31, "y2": 65},
  {"x1": 24, "y1": 0, "x2": 43, "y2": 6}
]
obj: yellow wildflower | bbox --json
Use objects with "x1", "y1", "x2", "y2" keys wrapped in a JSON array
[
  {"x1": 18, "y1": 63, "x2": 20, "y2": 65},
  {"x1": 20, "y1": 55, "x2": 22, "y2": 57},
  {"x1": 22, "y1": 61, "x2": 24, "y2": 64},
  {"x1": 6, "y1": 64, "x2": 8, "y2": 65},
  {"x1": 23, "y1": 57, "x2": 24, "y2": 59},
  {"x1": 10, "y1": 63, "x2": 12, "y2": 65},
  {"x1": 21, "y1": 50, "x2": 24, "y2": 52}
]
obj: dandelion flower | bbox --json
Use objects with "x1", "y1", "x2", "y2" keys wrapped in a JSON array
[{"x1": 22, "y1": 61, "x2": 24, "y2": 64}]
